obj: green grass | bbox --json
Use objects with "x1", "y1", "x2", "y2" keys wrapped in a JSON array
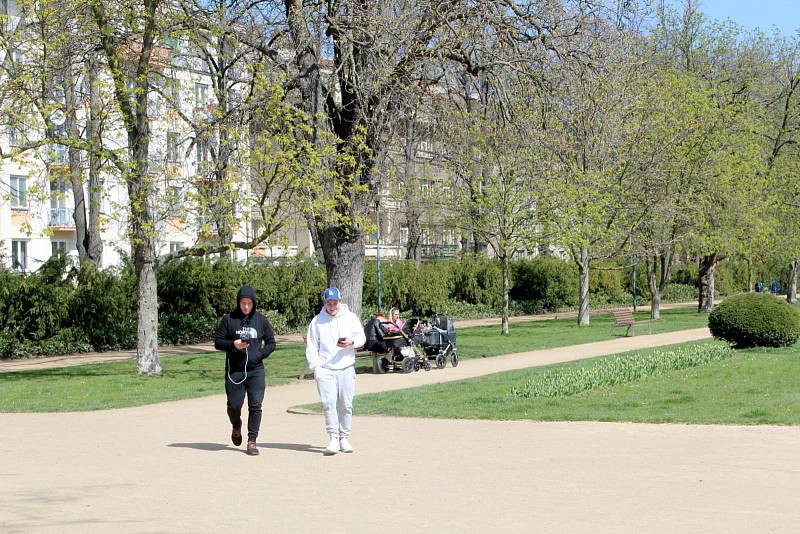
[
  {"x1": 0, "y1": 306, "x2": 708, "y2": 412},
  {"x1": 454, "y1": 306, "x2": 707, "y2": 359},
  {"x1": 327, "y1": 341, "x2": 800, "y2": 425}
]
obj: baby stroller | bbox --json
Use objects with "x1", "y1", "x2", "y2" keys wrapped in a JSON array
[
  {"x1": 419, "y1": 313, "x2": 458, "y2": 369},
  {"x1": 364, "y1": 315, "x2": 429, "y2": 374}
]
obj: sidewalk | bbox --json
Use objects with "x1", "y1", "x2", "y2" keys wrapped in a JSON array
[
  {"x1": 0, "y1": 300, "x2": 697, "y2": 373},
  {"x1": 2, "y1": 325, "x2": 798, "y2": 534}
]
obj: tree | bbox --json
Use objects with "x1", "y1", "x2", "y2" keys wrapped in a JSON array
[
  {"x1": 440, "y1": 85, "x2": 547, "y2": 334},
  {"x1": 1, "y1": 0, "x2": 329, "y2": 374},
  {"x1": 281, "y1": 0, "x2": 594, "y2": 318}
]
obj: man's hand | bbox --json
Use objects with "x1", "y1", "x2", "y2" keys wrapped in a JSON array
[
  {"x1": 234, "y1": 339, "x2": 250, "y2": 351},
  {"x1": 337, "y1": 337, "x2": 352, "y2": 347}
]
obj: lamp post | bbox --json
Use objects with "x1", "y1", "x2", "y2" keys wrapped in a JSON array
[{"x1": 376, "y1": 200, "x2": 382, "y2": 311}]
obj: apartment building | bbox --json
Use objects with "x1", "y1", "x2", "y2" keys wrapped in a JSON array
[{"x1": 0, "y1": 2, "x2": 464, "y2": 273}]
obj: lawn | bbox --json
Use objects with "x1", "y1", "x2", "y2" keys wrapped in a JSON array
[
  {"x1": 336, "y1": 341, "x2": 800, "y2": 425},
  {"x1": 0, "y1": 306, "x2": 709, "y2": 412}
]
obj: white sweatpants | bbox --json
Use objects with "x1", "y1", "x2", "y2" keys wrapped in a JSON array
[{"x1": 314, "y1": 365, "x2": 356, "y2": 438}]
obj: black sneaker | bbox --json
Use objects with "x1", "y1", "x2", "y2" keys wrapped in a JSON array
[
  {"x1": 231, "y1": 426, "x2": 243, "y2": 446},
  {"x1": 246, "y1": 441, "x2": 259, "y2": 456}
]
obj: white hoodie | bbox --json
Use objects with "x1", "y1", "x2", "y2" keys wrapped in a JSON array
[{"x1": 305, "y1": 303, "x2": 367, "y2": 370}]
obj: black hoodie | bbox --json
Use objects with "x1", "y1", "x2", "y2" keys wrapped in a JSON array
[{"x1": 214, "y1": 285, "x2": 276, "y2": 373}]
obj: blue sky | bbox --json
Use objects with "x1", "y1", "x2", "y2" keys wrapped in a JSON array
[{"x1": 689, "y1": 0, "x2": 800, "y2": 35}]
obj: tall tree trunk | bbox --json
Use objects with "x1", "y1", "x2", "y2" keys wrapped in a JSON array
[
  {"x1": 64, "y1": 66, "x2": 102, "y2": 265},
  {"x1": 131, "y1": 160, "x2": 161, "y2": 375},
  {"x1": 698, "y1": 253, "x2": 721, "y2": 313},
  {"x1": 746, "y1": 257, "x2": 754, "y2": 292},
  {"x1": 788, "y1": 259, "x2": 798, "y2": 304},
  {"x1": 646, "y1": 247, "x2": 674, "y2": 320},
  {"x1": 501, "y1": 253, "x2": 510, "y2": 335},
  {"x1": 403, "y1": 117, "x2": 422, "y2": 262},
  {"x1": 319, "y1": 227, "x2": 365, "y2": 319},
  {"x1": 577, "y1": 247, "x2": 590, "y2": 326},
  {"x1": 647, "y1": 258, "x2": 661, "y2": 320},
  {"x1": 86, "y1": 60, "x2": 104, "y2": 264}
]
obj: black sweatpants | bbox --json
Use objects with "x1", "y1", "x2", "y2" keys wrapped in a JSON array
[{"x1": 225, "y1": 364, "x2": 266, "y2": 442}]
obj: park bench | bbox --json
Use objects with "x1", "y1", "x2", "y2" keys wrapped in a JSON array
[
  {"x1": 609, "y1": 308, "x2": 651, "y2": 337},
  {"x1": 298, "y1": 346, "x2": 379, "y2": 379}
]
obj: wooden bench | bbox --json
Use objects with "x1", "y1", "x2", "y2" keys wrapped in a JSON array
[
  {"x1": 609, "y1": 308, "x2": 651, "y2": 337},
  {"x1": 298, "y1": 348, "x2": 380, "y2": 379}
]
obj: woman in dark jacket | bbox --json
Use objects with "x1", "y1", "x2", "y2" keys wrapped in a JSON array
[{"x1": 214, "y1": 285, "x2": 276, "y2": 456}]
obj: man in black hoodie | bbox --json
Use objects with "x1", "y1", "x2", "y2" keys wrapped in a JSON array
[{"x1": 214, "y1": 285, "x2": 276, "y2": 456}]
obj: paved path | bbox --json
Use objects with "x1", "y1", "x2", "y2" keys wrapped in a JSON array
[
  {"x1": 1, "y1": 327, "x2": 799, "y2": 533},
  {"x1": 0, "y1": 300, "x2": 697, "y2": 373}
]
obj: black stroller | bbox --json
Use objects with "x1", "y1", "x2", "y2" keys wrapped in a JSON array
[
  {"x1": 364, "y1": 315, "x2": 429, "y2": 373},
  {"x1": 418, "y1": 313, "x2": 458, "y2": 369}
]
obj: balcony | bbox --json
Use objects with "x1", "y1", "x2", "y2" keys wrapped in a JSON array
[
  {"x1": 49, "y1": 208, "x2": 75, "y2": 230},
  {"x1": 420, "y1": 244, "x2": 458, "y2": 259}
]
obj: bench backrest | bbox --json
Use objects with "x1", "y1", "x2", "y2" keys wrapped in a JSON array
[{"x1": 611, "y1": 309, "x2": 635, "y2": 324}]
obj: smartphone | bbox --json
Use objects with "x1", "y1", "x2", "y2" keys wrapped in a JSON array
[{"x1": 337, "y1": 337, "x2": 346, "y2": 343}]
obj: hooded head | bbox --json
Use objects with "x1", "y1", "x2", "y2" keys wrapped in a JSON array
[{"x1": 236, "y1": 285, "x2": 257, "y2": 317}]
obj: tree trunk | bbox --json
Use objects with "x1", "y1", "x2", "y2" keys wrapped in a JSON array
[
  {"x1": 86, "y1": 61, "x2": 104, "y2": 264},
  {"x1": 319, "y1": 227, "x2": 365, "y2": 320},
  {"x1": 577, "y1": 247, "x2": 590, "y2": 326},
  {"x1": 788, "y1": 259, "x2": 798, "y2": 304},
  {"x1": 136, "y1": 247, "x2": 161, "y2": 375},
  {"x1": 64, "y1": 65, "x2": 102, "y2": 265},
  {"x1": 698, "y1": 253, "x2": 721, "y2": 313},
  {"x1": 648, "y1": 258, "x2": 661, "y2": 320},
  {"x1": 746, "y1": 257, "x2": 754, "y2": 292},
  {"x1": 501, "y1": 253, "x2": 510, "y2": 335}
]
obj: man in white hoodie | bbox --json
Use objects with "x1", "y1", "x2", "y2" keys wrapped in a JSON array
[{"x1": 306, "y1": 287, "x2": 367, "y2": 455}]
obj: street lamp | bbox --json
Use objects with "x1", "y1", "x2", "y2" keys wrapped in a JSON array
[{"x1": 376, "y1": 199, "x2": 382, "y2": 311}]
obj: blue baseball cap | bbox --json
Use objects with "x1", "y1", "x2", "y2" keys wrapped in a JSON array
[{"x1": 323, "y1": 287, "x2": 341, "y2": 302}]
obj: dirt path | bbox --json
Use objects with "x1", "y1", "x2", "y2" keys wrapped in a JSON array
[{"x1": 1, "y1": 327, "x2": 798, "y2": 534}]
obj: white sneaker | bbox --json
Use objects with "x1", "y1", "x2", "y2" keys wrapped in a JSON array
[
  {"x1": 339, "y1": 437, "x2": 354, "y2": 453},
  {"x1": 324, "y1": 436, "x2": 339, "y2": 455}
]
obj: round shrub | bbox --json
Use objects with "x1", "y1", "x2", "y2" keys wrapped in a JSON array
[{"x1": 708, "y1": 293, "x2": 800, "y2": 348}]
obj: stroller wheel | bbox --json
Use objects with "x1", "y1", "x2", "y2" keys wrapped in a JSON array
[
  {"x1": 450, "y1": 351, "x2": 459, "y2": 367},
  {"x1": 413, "y1": 360, "x2": 421, "y2": 372},
  {"x1": 401, "y1": 356, "x2": 415, "y2": 373},
  {"x1": 377, "y1": 357, "x2": 390, "y2": 374},
  {"x1": 435, "y1": 354, "x2": 446, "y2": 369},
  {"x1": 423, "y1": 360, "x2": 431, "y2": 371}
]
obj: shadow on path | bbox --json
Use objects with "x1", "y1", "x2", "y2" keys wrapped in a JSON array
[{"x1": 168, "y1": 442, "x2": 325, "y2": 454}]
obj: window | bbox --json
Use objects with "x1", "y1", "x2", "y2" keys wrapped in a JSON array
[
  {"x1": 50, "y1": 180, "x2": 69, "y2": 225},
  {"x1": 196, "y1": 137, "x2": 209, "y2": 164},
  {"x1": 169, "y1": 241, "x2": 185, "y2": 253},
  {"x1": 166, "y1": 132, "x2": 180, "y2": 162},
  {"x1": 11, "y1": 240, "x2": 27, "y2": 271},
  {"x1": 195, "y1": 83, "x2": 208, "y2": 108},
  {"x1": 52, "y1": 241, "x2": 67, "y2": 256},
  {"x1": 147, "y1": 93, "x2": 162, "y2": 117},
  {"x1": 10, "y1": 175, "x2": 27, "y2": 208},
  {"x1": 8, "y1": 124, "x2": 23, "y2": 147}
]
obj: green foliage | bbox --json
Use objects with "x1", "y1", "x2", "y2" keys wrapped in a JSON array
[
  {"x1": 708, "y1": 293, "x2": 800, "y2": 348},
  {"x1": 3, "y1": 256, "x2": 73, "y2": 341},
  {"x1": 510, "y1": 257, "x2": 578, "y2": 310},
  {"x1": 510, "y1": 344, "x2": 734, "y2": 398},
  {"x1": 67, "y1": 262, "x2": 137, "y2": 351},
  {"x1": 662, "y1": 283, "x2": 698, "y2": 302},
  {"x1": 158, "y1": 313, "x2": 218, "y2": 345},
  {"x1": 451, "y1": 256, "x2": 503, "y2": 309}
]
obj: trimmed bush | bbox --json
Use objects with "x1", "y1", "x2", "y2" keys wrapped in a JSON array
[
  {"x1": 510, "y1": 257, "x2": 578, "y2": 311},
  {"x1": 708, "y1": 293, "x2": 800, "y2": 348}
]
